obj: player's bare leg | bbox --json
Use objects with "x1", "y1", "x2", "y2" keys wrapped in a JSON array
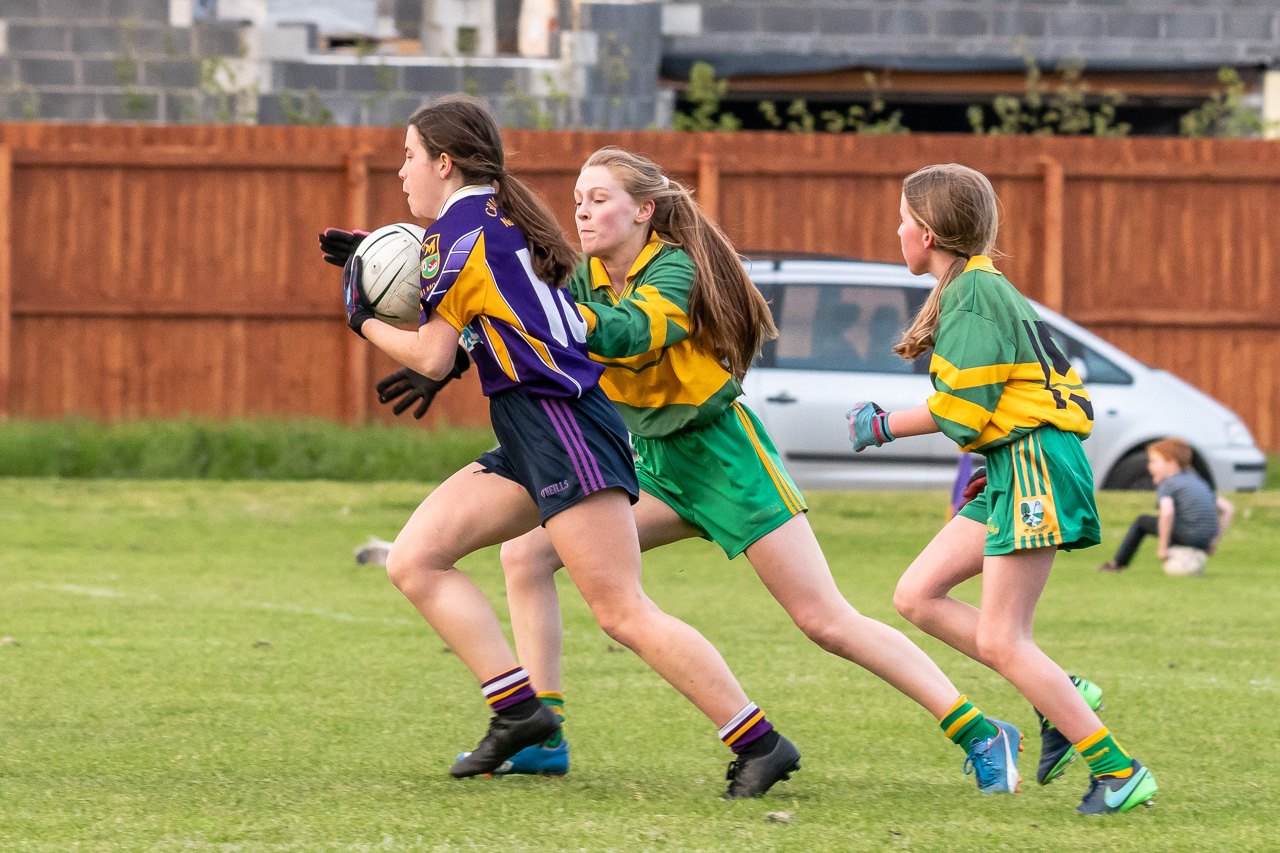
[
  {"x1": 544, "y1": 488, "x2": 749, "y2": 726},
  {"x1": 500, "y1": 490, "x2": 700, "y2": 693},
  {"x1": 385, "y1": 462, "x2": 542, "y2": 681},
  {"x1": 893, "y1": 514, "x2": 988, "y2": 660},
  {"x1": 976, "y1": 550, "x2": 1104, "y2": 743},
  {"x1": 386, "y1": 462, "x2": 563, "y2": 777},
  {"x1": 746, "y1": 513, "x2": 961, "y2": 718}
]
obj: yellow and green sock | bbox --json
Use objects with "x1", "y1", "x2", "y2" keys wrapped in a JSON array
[
  {"x1": 941, "y1": 694, "x2": 999, "y2": 749},
  {"x1": 1076, "y1": 726, "x2": 1132, "y2": 777},
  {"x1": 538, "y1": 691, "x2": 565, "y2": 748}
]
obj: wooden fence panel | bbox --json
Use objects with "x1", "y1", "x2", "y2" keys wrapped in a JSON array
[{"x1": 0, "y1": 124, "x2": 1276, "y2": 450}]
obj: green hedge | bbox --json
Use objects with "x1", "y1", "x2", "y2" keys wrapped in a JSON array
[{"x1": 0, "y1": 418, "x2": 496, "y2": 481}]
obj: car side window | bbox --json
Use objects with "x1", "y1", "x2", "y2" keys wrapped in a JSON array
[
  {"x1": 772, "y1": 284, "x2": 919, "y2": 374},
  {"x1": 1045, "y1": 325, "x2": 1132, "y2": 385}
]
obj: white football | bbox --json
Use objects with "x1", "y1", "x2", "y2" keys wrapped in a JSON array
[
  {"x1": 354, "y1": 222, "x2": 427, "y2": 325},
  {"x1": 1163, "y1": 546, "x2": 1207, "y2": 577}
]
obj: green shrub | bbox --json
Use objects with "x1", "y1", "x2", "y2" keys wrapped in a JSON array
[{"x1": 0, "y1": 418, "x2": 495, "y2": 481}]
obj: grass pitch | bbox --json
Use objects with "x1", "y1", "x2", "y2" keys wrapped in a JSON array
[{"x1": 1, "y1": 480, "x2": 1277, "y2": 851}]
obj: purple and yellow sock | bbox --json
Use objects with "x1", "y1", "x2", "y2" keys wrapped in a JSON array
[
  {"x1": 719, "y1": 702, "x2": 774, "y2": 755},
  {"x1": 538, "y1": 691, "x2": 565, "y2": 748},
  {"x1": 481, "y1": 666, "x2": 537, "y2": 714},
  {"x1": 941, "y1": 694, "x2": 999, "y2": 749},
  {"x1": 1076, "y1": 726, "x2": 1133, "y2": 777}
]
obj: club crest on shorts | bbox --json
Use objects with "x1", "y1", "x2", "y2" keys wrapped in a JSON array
[
  {"x1": 1019, "y1": 499, "x2": 1045, "y2": 529},
  {"x1": 420, "y1": 234, "x2": 440, "y2": 279}
]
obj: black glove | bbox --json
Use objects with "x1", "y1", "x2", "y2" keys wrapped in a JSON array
[
  {"x1": 319, "y1": 228, "x2": 369, "y2": 267},
  {"x1": 376, "y1": 345, "x2": 471, "y2": 419},
  {"x1": 342, "y1": 254, "x2": 375, "y2": 337}
]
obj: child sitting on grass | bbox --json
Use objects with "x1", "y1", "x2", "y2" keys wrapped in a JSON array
[{"x1": 1099, "y1": 438, "x2": 1234, "y2": 573}]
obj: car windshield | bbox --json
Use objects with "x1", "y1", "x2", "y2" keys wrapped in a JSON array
[{"x1": 768, "y1": 283, "x2": 930, "y2": 374}]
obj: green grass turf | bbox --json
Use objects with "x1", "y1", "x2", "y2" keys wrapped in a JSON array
[{"x1": 1, "y1": 481, "x2": 1277, "y2": 851}]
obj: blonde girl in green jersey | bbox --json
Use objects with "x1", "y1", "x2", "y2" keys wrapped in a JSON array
[
  {"x1": 488, "y1": 148, "x2": 1015, "y2": 792},
  {"x1": 850, "y1": 163, "x2": 1157, "y2": 814}
]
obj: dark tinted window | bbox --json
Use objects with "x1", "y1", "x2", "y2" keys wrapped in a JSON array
[
  {"x1": 1045, "y1": 325, "x2": 1132, "y2": 385},
  {"x1": 768, "y1": 284, "x2": 926, "y2": 374}
]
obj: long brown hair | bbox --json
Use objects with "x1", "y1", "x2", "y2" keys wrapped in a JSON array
[
  {"x1": 408, "y1": 96, "x2": 576, "y2": 286},
  {"x1": 894, "y1": 163, "x2": 1000, "y2": 360},
  {"x1": 583, "y1": 147, "x2": 776, "y2": 381}
]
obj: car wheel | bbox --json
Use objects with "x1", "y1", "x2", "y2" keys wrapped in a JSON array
[{"x1": 1103, "y1": 449, "x2": 1153, "y2": 491}]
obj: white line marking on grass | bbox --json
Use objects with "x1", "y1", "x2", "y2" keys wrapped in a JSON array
[
  {"x1": 240, "y1": 600, "x2": 416, "y2": 627},
  {"x1": 33, "y1": 584, "x2": 413, "y2": 627},
  {"x1": 39, "y1": 583, "x2": 130, "y2": 598}
]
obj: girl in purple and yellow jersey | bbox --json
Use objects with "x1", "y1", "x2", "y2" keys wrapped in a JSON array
[
  {"x1": 337, "y1": 96, "x2": 796, "y2": 794},
  {"x1": 850, "y1": 163, "x2": 1157, "y2": 815},
  {"x1": 488, "y1": 148, "x2": 1016, "y2": 794}
]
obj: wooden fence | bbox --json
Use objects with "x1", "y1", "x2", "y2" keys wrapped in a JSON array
[{"x1": 0, "y1": 124, "x2": 1277, "y2": 449}]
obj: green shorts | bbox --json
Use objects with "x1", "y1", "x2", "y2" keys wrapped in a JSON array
[
  {"x1": 632, "y1": 401, "x2": 807, "y2": 559},
  {"x1": 958, "y1": 425, "x2": 1101, "y2": 556}
]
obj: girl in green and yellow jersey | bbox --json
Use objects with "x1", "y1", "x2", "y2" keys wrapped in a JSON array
[
  {"x1": 494, "y1": 148, "x2": 1015, "y2": 793},
  {"x1": 849, "y1": 163, "x2": 1157, "y2": 815}
]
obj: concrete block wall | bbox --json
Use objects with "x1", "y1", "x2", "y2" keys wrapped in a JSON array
[
  {"x1": 254, "y1": 1, "x2": 666, "y2": 129},
  {"x1": 0, "y1": 0, "x2": 245, "y2": 122},
  {"x1": 0, "y1": 0, "x2": 667, "y2": 128},
  {"x1": 664, "y1": 0, "x2": 1280, "y2": 72},
  {"x1": 254, "y1": 56, "x2": 563, "y2": 126}
]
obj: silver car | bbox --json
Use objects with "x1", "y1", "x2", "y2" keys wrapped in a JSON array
[{"x1": 741, "y1": 256, "x2": 1267, "y2": 492}]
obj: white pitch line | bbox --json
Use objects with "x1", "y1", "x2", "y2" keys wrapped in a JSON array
[{"x1": 31, "y1": 583, "x2": 414, "y2": 627}]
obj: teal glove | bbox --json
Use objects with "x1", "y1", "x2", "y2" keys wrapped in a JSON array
[{"x1": 847, "y1": 402, "x2": 894, "y2": 452}]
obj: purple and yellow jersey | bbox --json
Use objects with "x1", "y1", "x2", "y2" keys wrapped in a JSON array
[
  {"x1": 418, "y1": 186, "x2": 602, "y2": 399},
  {"x1": 927, "y1": 256, "x2": 1093, "y2": 454}
]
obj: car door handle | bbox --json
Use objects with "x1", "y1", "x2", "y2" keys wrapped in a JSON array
[{"x1": 765, "y1": 392, "x2": 797, "y2": 404}]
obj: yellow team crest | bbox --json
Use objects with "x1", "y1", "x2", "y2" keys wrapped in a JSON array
[{"x1": 420, "y1": 234, "x2": 440, "y2": 279}]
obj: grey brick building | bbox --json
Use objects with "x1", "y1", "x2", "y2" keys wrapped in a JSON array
[
  {"x1": 659, "y1": 0, "x2": 1280, "y2": 133},
  {"x1": 662, "y1": 1, "x2": 1280, "y2": 73},
  {"x1": 0, "y1": 0, "x2": 1276, "y2": 130}
]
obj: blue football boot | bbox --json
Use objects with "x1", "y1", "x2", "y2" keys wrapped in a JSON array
[
  {"x1": 964, "y1": 718, "x2": 1023, "y2": 794},
  {"x1": 456, "y1": 738, "x2": 569, "y2": 777}
]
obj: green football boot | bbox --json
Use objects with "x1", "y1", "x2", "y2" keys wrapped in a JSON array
[
  {"x1": 1077, "y1": 759, "x2": 1157, "y2": 815},
  {"x1": 1036, "y1": 676, "x2": 1104, "y2": 785}
]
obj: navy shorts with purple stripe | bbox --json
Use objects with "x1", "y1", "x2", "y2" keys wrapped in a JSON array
[{"x1": 477, "y1": 384, "x2": 639, "y2": 524}]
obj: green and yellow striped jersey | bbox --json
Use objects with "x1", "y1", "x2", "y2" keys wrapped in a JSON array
[
  {"x1": 928, "y1": 256, "x2": 1093, "y2": 454},
  {"x1": 568, "y1": 236, "x2": 740, "y2": 438}
]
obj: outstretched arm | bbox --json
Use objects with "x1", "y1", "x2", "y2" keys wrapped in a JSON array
[
  {"x1": 847, "y1": 402, "x2": 940, "y2": 452},
  {"x1": 888, "y1": 404, "x2": 942, "y2": 439}
]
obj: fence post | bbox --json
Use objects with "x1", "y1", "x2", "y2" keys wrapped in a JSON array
[
  {"x1": 345, "y1": 149, "x2": 370, "y2": 425},
  {"x1": 0, "y1": 145, "x2": 10, "y2": 420},
  {"x1": 698, "y1": 150, "x2": 720, "y2": 221},
  {"x1": 1040, "y1": 155, "x2": 1064, "y2": 314}
]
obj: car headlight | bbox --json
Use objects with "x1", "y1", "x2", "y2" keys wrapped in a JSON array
[{"x1": 1224, "y1": 419, "x2": 1254, "y2": 447}]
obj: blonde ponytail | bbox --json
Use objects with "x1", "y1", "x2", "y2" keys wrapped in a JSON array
[{"x1": 583, "y1": 147, "x2": 776, "y2": 380}]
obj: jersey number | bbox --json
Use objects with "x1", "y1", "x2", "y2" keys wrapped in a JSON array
[
  {"x1": 1023, "y1": 320, "x2": 1094, "y2": 420},
  {"x1": 517, "y1": 248, "x2": 588, "y2": 346}
]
